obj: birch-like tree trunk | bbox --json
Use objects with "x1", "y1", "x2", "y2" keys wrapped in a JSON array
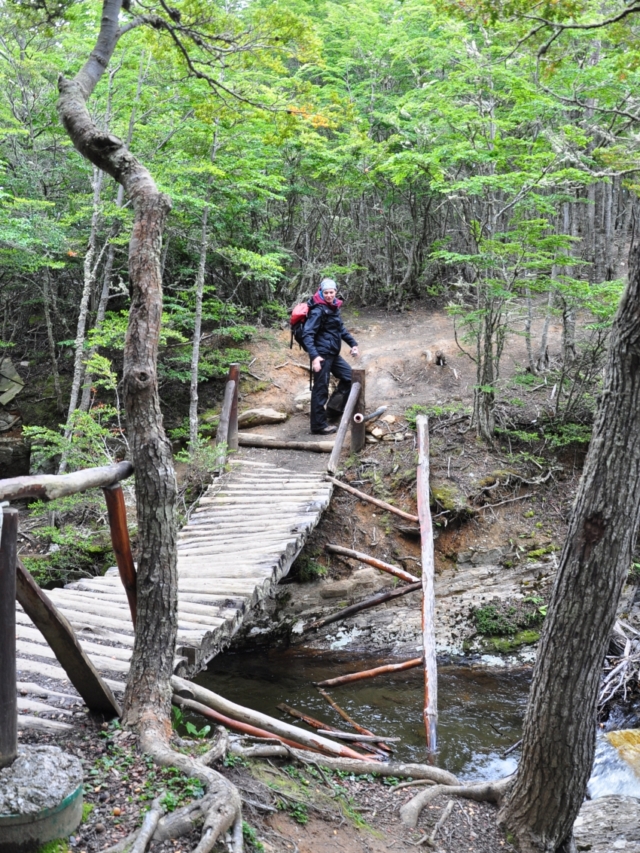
[
  {"x1": 189, "y1": 205, "x2": 208, "y2": 449},
  {"x1": 58, "y1": 165, "x2": 104, "y2": 473},
  {"x1": 40, "y1": 272, "x2": 63, "y2": 413},
  {"x1": 57, "y1": 0, "x2": 177, "y2": 734},
  {"x1": 499, "y1": 240, "x2": 640, "y2": 852}
]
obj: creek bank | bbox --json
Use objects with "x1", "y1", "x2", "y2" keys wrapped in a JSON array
[{"x1": 234, "y1": 546, "x2": 556, "y2": 660}]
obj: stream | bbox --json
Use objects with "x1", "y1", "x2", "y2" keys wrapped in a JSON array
[{"x1": 198, "y1": 649, "x2": 640, "y2": 797}]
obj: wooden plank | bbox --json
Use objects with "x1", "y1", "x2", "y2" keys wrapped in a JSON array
[
  {"x1": 416, "y1": 415, "x2": 437, "y2": 753},
  {"x1": 15, "y1": 608, "x2": 136, "y2": 647},
  {"x1": 15, "y1": 559, "x2": 122, "y2": 716},
  {"x1": 16, "y1": 682, "x2": 80, "y2": 705},
  {"x1": 15, "y1": 658, "x2": 125, "y2": 692},
  {"x1": 16, "y1": 624, "x2": 131, "y2": 660},
  {"x1": 17, "y1": 697, "x2": 74, "y2": 716},
  {"x1": 17, "y1": 714, "x2": 74, "y2": 733},
  {"x1": 16, "y1": 639, "x2": 131, "y2": 674}
]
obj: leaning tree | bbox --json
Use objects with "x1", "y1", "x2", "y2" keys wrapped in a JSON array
[{"x1": 53, "y1": 0, "x2": 276, "y2": 846}]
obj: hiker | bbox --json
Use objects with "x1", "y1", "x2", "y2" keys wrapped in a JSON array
[{"x1": 301, "y1": 278, "x2": 359, "y2": 435}]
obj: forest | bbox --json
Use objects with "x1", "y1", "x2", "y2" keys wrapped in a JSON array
[{"x1": 2, "y1": 2, "x2": 640, "y2": 853}]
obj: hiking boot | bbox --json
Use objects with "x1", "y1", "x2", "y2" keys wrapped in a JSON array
[{"x1": 311, "y1": 425, "x2": 337, "y2": 435}]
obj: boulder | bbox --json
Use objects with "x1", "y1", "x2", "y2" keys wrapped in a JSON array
[
  {"x1": 238, "y1": 408, "x2": 288, "y2": 428},
  {"x1": 0, "y1": 435, "x2": 30, "y2": 477},
  {"x1": 574, "y1": 796, "x2": 640, "y2": 852}
]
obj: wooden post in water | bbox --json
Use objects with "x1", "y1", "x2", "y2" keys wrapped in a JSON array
[
  {"x1": 350, "y1": 368, "x2": 366, "y2": 454},
  {"x1": 0, "y1": 507, "x2": 18, "y2": 768},
  {"x1": 228, "y1": 362, "x2": 240, "y2": 452},
  {"x1": 103, "y1": 484, "x2": 137, "y2": 625},
  {"x1": 416, "y1": 414, "x2": 437, "y2": 753}
]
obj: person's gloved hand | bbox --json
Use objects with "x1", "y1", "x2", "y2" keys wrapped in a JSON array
[{"x1": 350, "y1": 346, "x2": 359, "y2": 358}]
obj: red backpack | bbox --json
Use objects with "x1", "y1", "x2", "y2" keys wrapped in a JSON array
[{"x1": 290, "y1": 302, "x2": 310, "y2": 350}]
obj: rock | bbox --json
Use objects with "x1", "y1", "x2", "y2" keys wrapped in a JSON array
[
  {"x1": 365, "y1": 435, "x2": 379, "y2": 444},
  {"x1": 294, "y1": 389, "x2": 311, "y2": 405},
  {"x1": 382, "y1": 433, "x2": 404, "y2": 441},
  {"x1": 574, "y1": 796, "x2": 640, "y2": 852},
  {"x1": 381, "y1": 414, "x2": 396, "y2": 424},
  {"x1": 371, "y1": 427, "x2": 384, "y2": 438},
  {"x1": 238, "y1": 408, "x2": 288, "y2": 428},
  {"x1": 0, "y1": 745, "x2": 82, "y2": 814},
  {"x1": 0, "y1": 435, "x2": 30, "y2": 477},
  {"x1": 430, "y1": 478, "x2": 470, "y2": 516}
]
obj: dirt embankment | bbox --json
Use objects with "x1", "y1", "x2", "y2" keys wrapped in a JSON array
[{"x1": 231, "y1": 305, "x2": 640, "y2": 660}]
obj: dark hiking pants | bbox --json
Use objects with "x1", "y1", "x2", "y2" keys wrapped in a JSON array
[{"x1": 310, "y1": 354, "x2": 352, "y2": 432}]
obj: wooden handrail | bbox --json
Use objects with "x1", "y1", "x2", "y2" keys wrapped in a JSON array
[
  {"x1": 0, "y1": 460, "x2": 133, "y2": 502},
  {"x1": 416, "y1": 415, "x2": 437, "y2": 753}
]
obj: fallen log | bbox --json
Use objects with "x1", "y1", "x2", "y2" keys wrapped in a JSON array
[
  {"x1": 0, "y1": 461, "x2": 133, "y2": 502},
  {"x1": 326, "y1": 476, "x2": 419, "y2": 522},
  {"x1": 316, "y1": 657, "x2": 423, "y2": 688},
  {"x1": 171, "y1": 675, "x2": 375, "y2": 761},
  {"x1": 237, "y1": 435, "x2": 334, "y2": 453},
  {"x1": 277, "y1": 703, "x2": 385, "y2": 756},
  {"x1": 317, "y1": 688, "x2": 392, "y2": 754},
  {"x1": 416, "y1": 415, "x2": 437, "y2": 752},
  {"x1": 325, "y1": 543, "x2": 419, "y2": 583},
  {"x1": 317, "y1": 730, "x2": 400, "y2": 743},
  {"x1": 173, "y1": 696, "x2": 316, "y2": 753},
  {"x1": 302, "y1": 580, "x2": 422, "y2": 633},
  {"x1": 16, "y1": 559, "x2": 121, "y2": 716},
  {"x1": 228, "y1": 740, "x2": 459, "y2": 786}
]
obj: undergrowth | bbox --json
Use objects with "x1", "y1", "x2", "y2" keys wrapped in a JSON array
[{"x1": 474, "y1": 596, "x2": 547, "y2": 636}]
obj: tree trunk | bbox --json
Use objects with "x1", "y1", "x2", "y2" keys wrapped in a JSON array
[
  {"x1": 57, "y1": 0, "x2": 177, "y2": 734},
  {"x1": 59, "y1": 165, "x2": 105, "y2": 474},
  {"x1": 189, "y1": 205, "x2": 208, "y2": 450},
  {"x1": 499, "y1": 240, "x2": 640, "y2": 852}
]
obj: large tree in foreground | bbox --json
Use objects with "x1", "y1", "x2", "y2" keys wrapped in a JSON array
[
  {"x1": 498, "y1": 237, "x2": 640, "y2": 851},
  {"x1": 56, "y1": 0, "x2": 246, "y2": 846}
]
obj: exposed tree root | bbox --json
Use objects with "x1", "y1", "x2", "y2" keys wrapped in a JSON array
[
  {"x1": 399, "y1": 776, "x2": 513, "y2": 829},
  {"x1": 136, "y1": 715, "x2": 243, "y2": 853},
  {"x1": 229, "y1": 738, "x2": 459, "y2": 785}
]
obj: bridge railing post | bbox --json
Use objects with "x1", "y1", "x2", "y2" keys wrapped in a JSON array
[
  {"x1": 0, "y1": 506, "x2": 18, "y2": 768},
  {"x1": 102, "y1": 484, "x2": 137, "y2": 626},
  {"x1": 350, "y1": 368, "x2": 366, "y2": 454},
  {"x1": 228, "y1": 363, "x2": 239, "y2": 452}
]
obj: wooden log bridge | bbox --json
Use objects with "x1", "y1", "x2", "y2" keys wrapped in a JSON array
[{"x1": 7, "y1": 457, "x2": 332, "y2": 733}]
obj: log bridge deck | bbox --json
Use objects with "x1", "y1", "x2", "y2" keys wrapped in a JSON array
[{"x1": 15, "y1": 457, "x2": 332, "y2": 733}]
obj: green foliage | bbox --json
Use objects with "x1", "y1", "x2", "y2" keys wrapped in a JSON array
[
  {"x1": 474, "y1": 597, "x2": 547, "y2": 637},
  {"x1": 404, "y1": 403, "x2": 468, "y2": 429},
  {"x1": 37, "y1": 841, "x2": 69, "y2": 853},
  {"x1": 242, "y1": 822, "x2": 265, "y2": 852},
  {"x1": 629, "y1": 562, "x2": 640, "y2": 584},
  {"x1": 171, "y1": 706, "x2": 211, "y2": 739},
  {"x1": 543, "y1": 422, "x2": 593, "y2": 450},
  {"x1": 292, "y1": 554, "x2": 327, "y2": 582}
]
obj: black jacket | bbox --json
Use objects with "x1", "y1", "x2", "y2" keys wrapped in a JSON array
[{"x1": 301, "y1": 294, "x2": 358, "y2": 360}]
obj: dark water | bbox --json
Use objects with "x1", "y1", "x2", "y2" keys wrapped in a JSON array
[{"x1": 198, "y1": 649, "x2": 531, "y2": 781}]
